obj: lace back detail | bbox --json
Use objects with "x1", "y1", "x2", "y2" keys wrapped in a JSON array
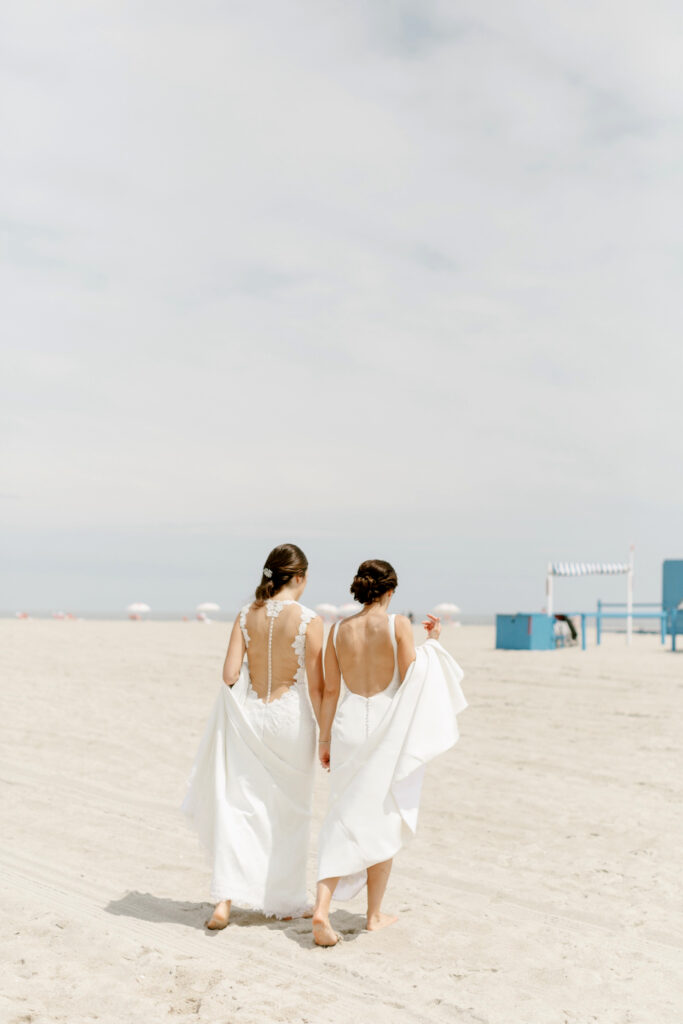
[
  {"x1": 245, "y1": 599, "x2": 316, "y2": 697},
  {"x1": 239, "y1": 605, "x2": 251, "y2": 647},
  {"x1": 293, "y1": 604, "x2": 316, "y2": 687}
]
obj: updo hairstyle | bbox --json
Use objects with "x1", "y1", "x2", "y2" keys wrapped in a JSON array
[
  {"x1": 350, "y1": 559, "x2": 398, "y2": 605},
  {"x1": 254, "y1": 543, "x2": 308, "y2": 605}
]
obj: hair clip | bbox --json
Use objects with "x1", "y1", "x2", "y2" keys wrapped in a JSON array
[{"x1": 263, "y1": 567, "x2": 273, "y2": 578}]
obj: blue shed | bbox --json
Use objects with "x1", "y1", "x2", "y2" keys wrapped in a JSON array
[{"x1": 496, "y1": 613, "x2": 555, "y2": 650}]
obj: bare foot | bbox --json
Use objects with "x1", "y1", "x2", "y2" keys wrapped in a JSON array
[
  {"x1": 206, "y1": 900, "x2": 230, "y2": 930},
  {"x1": 312, "y1": 914, "x2": 340, "y2": 947},
  {"x1": 366, "y1": 912, "x2": 398, "y2": 932}
]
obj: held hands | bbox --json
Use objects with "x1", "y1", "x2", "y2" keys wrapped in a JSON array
[
  {"x1": 422, "y1": 613, "x2": 441, "y2": 640},
  {"x1": 319, "y1": 739, "x2": 331, "y2": 771}
]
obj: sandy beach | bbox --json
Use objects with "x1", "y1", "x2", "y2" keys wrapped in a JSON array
[{"x1": 1, "y1": 619, "x2": 681, "y2": 1024}]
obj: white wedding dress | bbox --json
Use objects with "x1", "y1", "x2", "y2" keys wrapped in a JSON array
[
  {"x1": 317, "y1": 615, "x2": 467, "y2": 899},
  {"x1": 182, "y1": 599, "x2": 317, "y2": 917}
]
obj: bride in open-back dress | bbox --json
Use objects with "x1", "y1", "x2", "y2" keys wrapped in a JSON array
[
  {"x1": 313, "y1": 559, "x2": 467, "y2": 946},
  {"x1": 182, "y1": 543, "x2": 324, "y2": 928}
]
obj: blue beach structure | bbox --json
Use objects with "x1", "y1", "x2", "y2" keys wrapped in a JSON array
[
  {"x1": 663, "y1": 560, "x2": 683, "y2": 650},
  {"x1": 496, "y1": 613, "x2": 555, "y2": 650},
  {"x1": 495, "y1": 554, "x2": 682, "y2": 651}
]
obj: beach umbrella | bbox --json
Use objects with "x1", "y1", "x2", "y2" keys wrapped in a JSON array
[
  {"x1": 196, "y1": 602, "x2": 220, "y2": 613},
  {"x1": 338, "y1": 602, "x2": 362, "y2": 618},
  {"x1": 127, "y1": 602, "x2": 150, "y2": 620},
  {"x1": 315, "y1": 603, "x2": 339, "y2": 622},
  {"x1": 432, "y1": 602, "x2": 461, "y2": 622}
]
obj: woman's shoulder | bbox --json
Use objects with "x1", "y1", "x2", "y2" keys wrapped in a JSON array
[
  {"x1": 295, "y1": 601, "x2": 320, "y2": 623},
  {"x1": 393, "y1": 613, "x2": 413, "y2": 637}
]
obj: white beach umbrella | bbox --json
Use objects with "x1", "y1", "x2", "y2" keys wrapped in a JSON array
[
  {"x1": 196, "y1": 602, "x2": 220, "y2": 612},
  {"x1": 338, "y1": 602, "x2": 362, "y2": 618},
  {"x1": 126, "y1": 602, "x2": 151, "y2": 614},
  {"x1": 432, "y1": 602, "x2": 461, "y2": 622},
  {"x1": 315, "y1": 603, "x2": 339, "y2": 621}
]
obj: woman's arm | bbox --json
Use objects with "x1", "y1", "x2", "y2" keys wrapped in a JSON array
[
  {"x1": 395, "y1": 614, "x2": 417, "y2": 680},
  {"x1": 222, "y1": 618, "x2": 246, "y2": 686},
  {"x1": 395, "y1": 613, "x2": 441, "y2": 679},
  {"x1": 305, "y1": 616, "x2": 324, "y2": 721},
  {"x1": 318, "y1": 629, "x2": 341, "y2": 769}
]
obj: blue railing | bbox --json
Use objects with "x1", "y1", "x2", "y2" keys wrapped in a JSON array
[
  {"x1": 556, "y1": 603, "x2": 671, "y2": 651},
  {"x1": 595, "y1": 600, "x2": 668, "y2": 646}
]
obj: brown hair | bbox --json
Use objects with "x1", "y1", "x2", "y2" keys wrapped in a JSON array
[
  {"x1": 350, "y1": 559, "x2": 398, "y2": 605},
  {"x1": 254, "y1": 543, "x2": 308, "y2": 605}
]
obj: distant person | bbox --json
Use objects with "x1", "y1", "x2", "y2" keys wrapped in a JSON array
[
  {"x1": 554, "y1": 614, "x2": 578, "y2": 643},
  {"x1": 312, "y1": 559, "x2": 467, "y2": 947},
  {"x1": 183, "y1": 543, "x2": 324, "y2": 927}
]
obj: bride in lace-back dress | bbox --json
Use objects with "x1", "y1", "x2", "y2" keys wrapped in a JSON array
[{"x1": 182, "y1": 543, "x2": 323, "y2": 928}]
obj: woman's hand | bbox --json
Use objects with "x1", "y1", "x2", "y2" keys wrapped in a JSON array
[
  {"x1": 319, "y1": 739, "x2": 331, "y2": 770},
  {"x1": 422, "y1": 613, "x2": 441, "y2": 640}
]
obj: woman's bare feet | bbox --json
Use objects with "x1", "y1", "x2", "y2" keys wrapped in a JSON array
[
  {"x1": 366, "y1": 911, "x2": 397, "y2": 931},
  {"x1": 312, "y1": 914, "x2": 340, "y2": 947},
  {"x1": 206, "y1": 900, "x2": 231, "y2": 930}
]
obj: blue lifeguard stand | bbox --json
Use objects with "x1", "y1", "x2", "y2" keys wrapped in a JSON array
[{"x1": 663, "y1": 560, "x2": 683, "y2": 649}]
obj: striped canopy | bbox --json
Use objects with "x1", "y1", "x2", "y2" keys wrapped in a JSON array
[{"x1": 549, "y1": 562, "x2": 631, "y2": 577}]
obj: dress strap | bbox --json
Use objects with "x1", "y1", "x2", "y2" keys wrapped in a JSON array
[
  {"x1": 298, "y1": 604, "x2": 316, "y2": 632},
  {"x1": 388, "y1": 614, "x2": 398, "y2": 666},
  {"x1": 332, "y1": 621, "x2": 348, "y2": 694}
]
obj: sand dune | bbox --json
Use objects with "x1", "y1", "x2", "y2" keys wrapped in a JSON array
[{"x1": 1, "y1": 620, "x2": 681, "y2": 1023}]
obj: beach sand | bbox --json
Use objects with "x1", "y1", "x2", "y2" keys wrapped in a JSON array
[{"x1": 1, "y1": 620, "x2": 681, "y2": 1024}]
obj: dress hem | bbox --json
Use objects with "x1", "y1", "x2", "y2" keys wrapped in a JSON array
[{"x1": 208, "y1": 893, "x2": 313, "y2": 920}]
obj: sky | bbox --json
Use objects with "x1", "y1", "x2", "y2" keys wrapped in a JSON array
[{"x1": 1, "y1": 0, "x2": 682, "y2": 614}]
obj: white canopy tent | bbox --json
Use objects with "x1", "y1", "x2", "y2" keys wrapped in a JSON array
[{"x1": 545, "y1": 549, "x2": 635, "y2": 643}]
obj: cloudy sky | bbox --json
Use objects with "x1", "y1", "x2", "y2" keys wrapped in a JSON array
[{"x1": 2, "y1": 0, "x2": 681, "y2": 614}]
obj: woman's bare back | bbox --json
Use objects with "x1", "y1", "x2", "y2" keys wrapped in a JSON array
[
  {"x1": 335, "y1": 610, "x2": 397, "y2": 697},
  {"x1": 244, "y1": 601, "x2": 304, "y2": 702}
]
